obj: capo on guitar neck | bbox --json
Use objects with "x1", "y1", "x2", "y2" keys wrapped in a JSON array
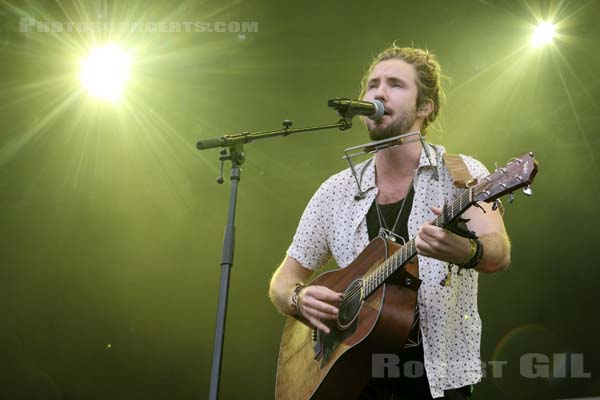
[{"x1": 440, "y1": 203, "x2": 476, "y2": 239}]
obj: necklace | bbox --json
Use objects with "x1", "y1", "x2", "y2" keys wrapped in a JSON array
[{"x1": 374, "y1": 185, "x2": 413, "y2": 243}]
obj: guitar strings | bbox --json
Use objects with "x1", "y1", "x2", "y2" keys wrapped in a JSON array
[{"x1": 338, "y1": 189, "x2": 473, "y2": 309}]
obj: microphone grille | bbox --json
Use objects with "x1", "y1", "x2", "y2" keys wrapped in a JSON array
[{"x1": 371, "y1": 100, "x2": 385, "y2": 120}]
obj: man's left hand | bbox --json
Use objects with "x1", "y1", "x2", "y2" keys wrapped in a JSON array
[{"x1": 415, "y1": 207, "x2": 471, "y2": 264}]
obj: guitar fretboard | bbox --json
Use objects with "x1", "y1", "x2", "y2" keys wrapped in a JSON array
[{"x1": 363, "y1": 187, "x2": 474, "y2": 296}]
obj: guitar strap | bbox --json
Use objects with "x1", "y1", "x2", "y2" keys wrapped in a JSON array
[
  {"x1": 441, "y1": 153, "x2": 479, "y2": 239},
  {"x1": 442, "y1": 152, "x2": 504, "y2": 217},
  {"x1": 441, "y1": 153, "x2": 505, "y2": 240},
  {"x1": 442, "y1": 153, "x2": 476, "y2": 188}
]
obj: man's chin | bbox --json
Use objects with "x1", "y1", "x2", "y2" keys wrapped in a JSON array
[
  {"x1": 367, "y1": 120, "x2": 389, "y2": 138},
  {"x1": 368, "y1": 126, "x2": 398, "y2": 141},
  {"x1": 368, "y1": 115, "x2": 416, "y2": 141}
]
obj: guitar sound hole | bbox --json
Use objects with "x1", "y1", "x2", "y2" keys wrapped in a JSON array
[{"x1": 337, "y1": 279, "x2": 364, "y2": 329}]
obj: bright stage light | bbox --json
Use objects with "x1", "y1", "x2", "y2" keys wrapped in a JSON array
[
  {"x1": 531, "y1": 22, "x2": 556, "y2": 48},
  {"x1": 80, "y1": 45, "x2": 131, "y2": 101}
]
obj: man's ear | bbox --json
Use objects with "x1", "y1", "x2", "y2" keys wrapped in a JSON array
[{"x1": 417, "y1": 99, "x2": 434, "y2": 118}]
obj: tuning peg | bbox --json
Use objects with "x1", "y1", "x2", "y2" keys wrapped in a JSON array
[
  {"x1": 492, "y1": 199, "x2": 500, "y2": 211},
  {"x1": 522, "y1": 185, "x2": 533, "y2": 196},
  {"x1": 508, "y1": 192, "x2": 515, "y2": 204}
]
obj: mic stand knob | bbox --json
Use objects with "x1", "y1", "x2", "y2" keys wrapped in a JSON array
[
  {"x1": 282, "y1": 119, "x2": 293, "y2": 135},
  {"x1": 217, "y1": 148, "x2": 228, "y2": 184}
]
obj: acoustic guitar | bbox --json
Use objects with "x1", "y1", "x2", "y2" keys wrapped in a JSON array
[{"x1": 275, "y1": 152, "x2": 538, "y2": 399}]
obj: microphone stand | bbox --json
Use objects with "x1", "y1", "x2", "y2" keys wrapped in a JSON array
[{"x1": 198, "y1": 117, "x2": 353, "y2": 400}]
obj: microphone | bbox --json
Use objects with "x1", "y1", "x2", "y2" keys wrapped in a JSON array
[{"x1": 328, "y1": 98, "x2": 384, "y2": 121}]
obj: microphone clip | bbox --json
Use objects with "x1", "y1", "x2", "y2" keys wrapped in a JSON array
[{"x1": 217, "y1": 144, "x2": 245, "y2": 184}]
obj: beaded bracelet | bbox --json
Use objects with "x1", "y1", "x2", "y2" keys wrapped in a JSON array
[{"x1": 290, "y1": 283, "x2": 306, "y2": 316}]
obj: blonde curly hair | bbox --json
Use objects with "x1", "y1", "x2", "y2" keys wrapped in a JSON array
[{"x1": 359, "y1": 44, "x2": 445, "y2": 134}]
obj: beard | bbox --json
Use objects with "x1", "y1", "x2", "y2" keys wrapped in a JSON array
[{"x1": 367, "y1": 106, "x2": 417, "y2": 141}]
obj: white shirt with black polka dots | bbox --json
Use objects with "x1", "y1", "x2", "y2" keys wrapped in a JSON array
[{"x1": 287, "y1": 143, "x2": 490, "y2": 398}]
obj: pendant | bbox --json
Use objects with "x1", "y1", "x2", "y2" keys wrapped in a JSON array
[
  {"x1": 378, "y1": 228, "x2": 406, "y2": 245},
  {"x1": 378, "y1": 227, "x2": 392, "y2": 240}
]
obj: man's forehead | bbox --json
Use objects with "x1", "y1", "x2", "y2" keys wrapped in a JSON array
[{"x1": 367, "y1": 59, "x2": 416, "y2": 82}]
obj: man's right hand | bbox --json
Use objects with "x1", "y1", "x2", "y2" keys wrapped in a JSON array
[
  {"x1": 297, "y1": 285, "x2": 343, "y2": 334},
  {"x1": 270, "y1": 256, "x2": 344, "y2": 334}
]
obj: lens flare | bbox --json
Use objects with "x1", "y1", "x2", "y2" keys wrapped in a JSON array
[
  {"x1": 531, "y1": 22, "x2": 556, "y2": 48},
  {"x1": 80, "y1": 45, "x2": 131, "y2": 101}
]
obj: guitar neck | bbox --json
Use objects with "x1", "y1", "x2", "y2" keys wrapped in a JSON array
[{"x1": 363, "y1": 188, "x2": 474, "y2": 296}]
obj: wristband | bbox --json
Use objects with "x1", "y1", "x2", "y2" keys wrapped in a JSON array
[{"x1": 459, "y1": 238, "x2": 483, "y2": 270}]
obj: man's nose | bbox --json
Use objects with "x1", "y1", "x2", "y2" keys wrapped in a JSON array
[{"x1": 373, "y1": 85, "x2": 387, "y2": 102}]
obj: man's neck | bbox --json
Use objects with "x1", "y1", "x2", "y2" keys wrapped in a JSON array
[{"x1": 374, "y1": 139, "x2": 423, "y2": 186}]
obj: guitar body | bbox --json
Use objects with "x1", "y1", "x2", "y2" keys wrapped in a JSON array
[{"x1": 275, "y1": 237, "x2": 421, "y2": 400}]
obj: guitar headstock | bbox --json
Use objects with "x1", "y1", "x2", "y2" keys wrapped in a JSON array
[{"x1": 473, "y1": 152, "x2": 538, "y2": 203}]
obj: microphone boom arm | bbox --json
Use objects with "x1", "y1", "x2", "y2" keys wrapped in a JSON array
[{"x1": 196, "y1": 118, "x2": 353, "y2": 150}]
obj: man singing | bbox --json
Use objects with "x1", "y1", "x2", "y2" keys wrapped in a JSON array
[{"x1": 269, "y1": 45, "x2": 510, "y2": 399}]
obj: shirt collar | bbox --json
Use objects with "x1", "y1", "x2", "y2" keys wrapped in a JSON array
[{"x1": 417, "y1": 141, "x2": 439, "y2": 170}]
